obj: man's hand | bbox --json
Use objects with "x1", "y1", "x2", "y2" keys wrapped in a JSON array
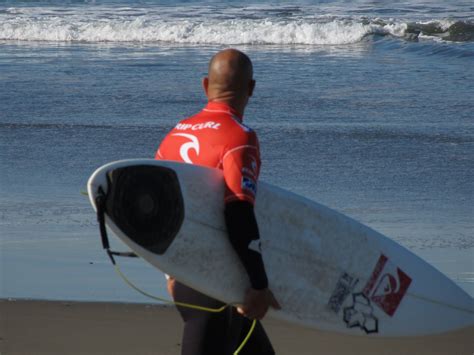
[
  {"x1": 167, "y1": 277, "x2": 176, "y2": 299},
  {"x1": 237, "y1": 288, "x2": 281, "y2": 320}
]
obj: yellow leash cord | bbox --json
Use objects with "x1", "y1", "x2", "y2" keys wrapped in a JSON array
[
  {"x1": 113, "y1": 263, "x2": 257, "y2": 355},
  {"x1": 232, "y1": 316, "x2": 257, "y2": 354}
]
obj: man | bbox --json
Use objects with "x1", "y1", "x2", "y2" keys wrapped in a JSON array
[{"x1": 155, "y1": 49, "x2": 280, "y2": 355}]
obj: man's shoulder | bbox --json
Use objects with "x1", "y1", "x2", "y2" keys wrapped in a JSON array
[
  {"x1": 225, "y1": 118, "x2": 259, "y2": 147},
  {"x1": 229, "y1": 117, "x2": 254, "y2": 133},
  {"x1": 221, "y1": 129, "x2": 259, "y2": 163}
]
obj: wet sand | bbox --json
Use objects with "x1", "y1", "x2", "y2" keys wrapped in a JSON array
[{"x1": 1, "y1": 299, "x2": 472, "y2": 355}]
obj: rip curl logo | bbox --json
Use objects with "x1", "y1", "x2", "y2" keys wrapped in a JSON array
[
  {"x1": 172, "y1": 133, "x2": 200, "y2": 164},
  {"x1": 175, "y1": 121, "x2": 221, "y2": 131},
  {"x1": 363, "y1": 254, "x2": 412, "y2": 317}
]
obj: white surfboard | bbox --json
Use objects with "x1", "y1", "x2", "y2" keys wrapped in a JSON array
[{"x1": 87, "y1": 159, "x2": 473, "y2": 336}]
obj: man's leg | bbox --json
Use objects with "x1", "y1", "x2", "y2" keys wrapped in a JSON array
[
  {"x1": 233, "y1": 309, "x2": 275, "y2": 355},
  {"x1": 173, "y1": 281, "x2": 275, "y2": 355},
  {"x1": 174, "y1": 281, "x2": 236, "y2": 355}
]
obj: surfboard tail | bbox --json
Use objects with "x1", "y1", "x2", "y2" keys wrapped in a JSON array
[{"x1": 99, "y1": 165, "x2": 185, "y2": 255}]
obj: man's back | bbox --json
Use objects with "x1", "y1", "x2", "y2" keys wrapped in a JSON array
[{"x1": 157, "y1": 101, "x2": 261, "y2": 205}]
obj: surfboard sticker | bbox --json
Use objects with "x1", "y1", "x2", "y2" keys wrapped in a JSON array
[
  {"x1": 327, "y1": 272, "x2": 359, "y2": 314},
  {"x1": 363, "y1": 254, "x2": 412, "y2": 317},
  {"x1": 343, "y1": 293, "x2": 379, "y2": 334}
]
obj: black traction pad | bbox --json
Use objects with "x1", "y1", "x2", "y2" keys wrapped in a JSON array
[{"x1": 104, "y1": 165, "x2": 184, "y2": 255}]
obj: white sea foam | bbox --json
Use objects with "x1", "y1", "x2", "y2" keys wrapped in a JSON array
[
  {"x1": 0, "y1": 6, "x2": 411, "y2": 45},
  {"x1": 1, "y1": 5, "x2": 470, "y2": 44}
]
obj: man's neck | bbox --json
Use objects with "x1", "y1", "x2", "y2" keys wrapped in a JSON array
[
  {"x1": 206, "y1": 86, "x2": 249, "y2": 118},
  {"x1": 208, "y1": 98, "x2": 246, "y2": 120}
]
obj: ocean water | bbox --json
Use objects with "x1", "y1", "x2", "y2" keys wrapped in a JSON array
[{"x1": 1, "y1": 0, "x2": 473, "y2": 303}]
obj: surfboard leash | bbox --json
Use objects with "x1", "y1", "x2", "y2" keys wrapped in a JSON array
[
  {"x1": 95, "y1": 190, "x2": 256, "y2": 355},
  {"x1": 111, "y1": 256, "x2": 256, "y2": 355}
]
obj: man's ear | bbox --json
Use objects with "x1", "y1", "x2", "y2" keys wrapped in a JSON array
[
  {"x1": 202, "y1": 77, "x2": 209, "y2": 98},
  {"x1": 248, "y1": 79, "x2": 256, "y2": 97}
]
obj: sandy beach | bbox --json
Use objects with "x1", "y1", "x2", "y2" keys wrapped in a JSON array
[{"x1": 1, "y1": 299, "x2": 472, "y2": 355}]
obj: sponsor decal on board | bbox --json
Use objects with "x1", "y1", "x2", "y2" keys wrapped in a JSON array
[
  {"x1": 343, "y1": 293, "x2": 379, "y2": 334},
  {"x1": 363, "y1": 254, "x2": 412, "y2": 317},
  {"x1": 327, "y1": 272, "x2": 359, "y2": 314}
]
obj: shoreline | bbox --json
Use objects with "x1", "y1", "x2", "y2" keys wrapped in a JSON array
[{"x1": 1, "y1": 299, "x2": 473, "y2": 355}]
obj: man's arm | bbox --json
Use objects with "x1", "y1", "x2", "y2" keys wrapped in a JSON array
[
  {"x1": 224, "y1": 200, "x2": 268, "y2": 290},
  {"x1": 222, "y1": 136, "x2": 281, "y2": 319},
  {"x1": 224, "y1": 200, "x2": 280, "y2": 320}
]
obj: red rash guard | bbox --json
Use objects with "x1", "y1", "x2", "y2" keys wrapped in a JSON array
[
  {"x1": 156, "y1": 101, "x2": 269, "y2": 290},
  {"x1": 156, "y1": 101, "x2": 261, "y2": 205}
]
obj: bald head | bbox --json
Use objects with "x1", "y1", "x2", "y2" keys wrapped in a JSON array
[{"x1": 203, "y1": 49, "x2": 255, "y2": 117}]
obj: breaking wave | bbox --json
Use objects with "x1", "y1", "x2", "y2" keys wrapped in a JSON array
[{"x1": 1, "y1": 6, "x2": 473, "y2": 45}]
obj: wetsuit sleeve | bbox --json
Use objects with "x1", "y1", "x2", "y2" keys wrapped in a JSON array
[
  {"x1": 223, "y1": 131, "x2": 268, "y2": 290},
  {"x1": 224, "y1": 201, "x2": 269, "y2": 290}
]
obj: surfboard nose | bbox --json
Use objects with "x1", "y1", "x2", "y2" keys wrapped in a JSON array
[{"x1": 104, "y1": 165, "x2": 184, "y2": 254}]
